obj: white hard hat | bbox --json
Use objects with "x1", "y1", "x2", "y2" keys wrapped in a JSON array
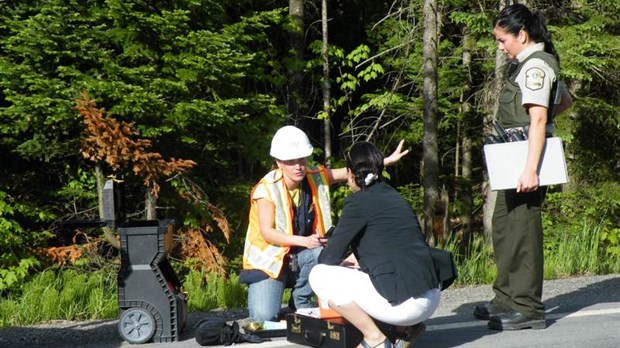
[{"x1": 269, "y1": 125, "x2": 313, "y2": 160}]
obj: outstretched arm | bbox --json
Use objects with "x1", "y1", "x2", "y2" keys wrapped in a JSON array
[{"x1": 328, "y1": 139, "x2": 410, "y2": 184}]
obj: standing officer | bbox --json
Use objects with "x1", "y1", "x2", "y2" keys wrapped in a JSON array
[{"x1": 474, "y1": 4, "x2": 572, "y2": 330}]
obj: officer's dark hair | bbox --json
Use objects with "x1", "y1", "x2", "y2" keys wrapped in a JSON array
[
  {"x1": 345, "y1": 142, "x2": 384, "y2": 190},
  {"x1": 493, "y1": 4, "x2": 559, "y2": 64}
]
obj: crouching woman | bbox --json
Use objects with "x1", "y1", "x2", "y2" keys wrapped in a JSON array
[{"x1": 309, "y1": 142, "x2": 440, "y2": 348}]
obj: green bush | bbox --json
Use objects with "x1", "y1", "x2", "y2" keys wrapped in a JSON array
[{"x1": 0, "y1": 190, "x2": 46, "y2": 292}]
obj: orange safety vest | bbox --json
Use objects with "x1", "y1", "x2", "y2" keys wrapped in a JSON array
[{"x1": 242, "y1": 166, "x2": 332, "y2": 278}]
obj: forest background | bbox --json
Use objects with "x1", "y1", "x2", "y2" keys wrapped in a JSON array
[{"x1": 0, "y1": 0, "x2": 619, "y2": 326}]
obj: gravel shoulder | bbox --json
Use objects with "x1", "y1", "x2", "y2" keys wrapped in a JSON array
[{"x1": 2, "y1": 273, "x2": 619, "y2": 348}]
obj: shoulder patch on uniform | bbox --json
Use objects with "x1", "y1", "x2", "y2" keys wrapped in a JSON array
[{"x1": 525, "y1": 67, "x2": 545, "y2": 91}]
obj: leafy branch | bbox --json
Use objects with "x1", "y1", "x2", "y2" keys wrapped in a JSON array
[{"x1": 76, "y1": 91, "x2": 196, "y2": 197}]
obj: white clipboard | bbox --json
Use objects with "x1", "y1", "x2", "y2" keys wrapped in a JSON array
[{"x1": 484, "y1": 137, "x2": 568, "y2": 191}]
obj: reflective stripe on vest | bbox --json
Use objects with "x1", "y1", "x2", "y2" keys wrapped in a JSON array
[
  {"x1": 243, "y1": 166, "x2": 332, "y2": 278},
  {"x1": 306, "y1": 167, "x2": 332, "y2": 235}
]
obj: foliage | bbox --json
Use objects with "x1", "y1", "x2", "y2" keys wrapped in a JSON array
[
  {"x1": 552, "y1": 1, "x2": 620, "y2": 185},
  {"x1": 0, "y1": 0, "x2": 287, "y2": 287},
  {"x1": 397, "y1": 183, "x2": 424, "y2": 215},
  {"x1": 179, "y1": 227, "x2": 230, "y2": 277},
  {"x1": 183, "y1": 269, "x2": 247, "y2": 312},
  {"x1": 445, "y1": 235, "x2": 497, "y2": 286},
  {"x1": 77, "y1": 91, "x2": 196, "y2": 197},
  {"x1": 0, "y1": 257, "x2": 39, "y2": 293},
  {"x1": 0, "y1": 266, "x2": 117, "y2": 327},
  {"x1": 544, "y1": 219, "x2": 603, "y2": 278},
  {"x1": 544, "y1": 182, "x2": 620, "y2": 273},
  {"x1": 34, "y1": 238, "x2": 103, "y2": 266},
  {"x1": 0, "y1": 190, "x2": 47, "y2": 292}
]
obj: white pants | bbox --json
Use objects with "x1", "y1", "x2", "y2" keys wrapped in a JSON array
[{"x1": 309, "y1": 264, "x2": 440, "y2": 326}]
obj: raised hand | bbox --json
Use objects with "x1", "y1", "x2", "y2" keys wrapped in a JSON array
[{"x1": 384, "y1": 139, "x2": 410, "y2": 166}]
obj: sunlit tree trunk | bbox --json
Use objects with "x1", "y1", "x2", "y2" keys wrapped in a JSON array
[
  {"x1": 422, "y1": 0, "x2": 439, "y2": 245},
  {"x1": 288, "y1": 0, "x2": 305, "y2": 124},
  {"x1": 146, "y1": 191, "x2": 156, "y2": 220},
  {"x1": 460, "y1": 27, "x2": 474, "y2": 239},
  {"x1": 483, "y1": 0, "x2": 510, "y2": 242},
  {"x1": 96, "y1": 164, "x2": 120, "y2": 248},
  {"x1": 321, "y1": 0, "x2": 332, "y2": 166}
]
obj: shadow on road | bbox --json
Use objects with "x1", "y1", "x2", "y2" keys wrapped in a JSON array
[
  {"x1": 415, "y1": 300, "x2": 502, "y2": 348},
  {"x1": 543, "y1": 276, "x2": 620, "y2": 326},
  {"x1": 414, "y1": 275, "x2": 620, "y2": 347}
]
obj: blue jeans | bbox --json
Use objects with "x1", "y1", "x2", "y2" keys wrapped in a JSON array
[{"x1": 248, "y1": 247, "x2": 322, "y2": 322}]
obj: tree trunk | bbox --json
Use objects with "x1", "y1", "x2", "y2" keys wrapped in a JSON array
[
  {"x1": 288, "y1": 0, "x2": 305, "y2": 123},
  {"x1": 483, "y1": 0, "x2": 510, "y2": 243},
  {"x1": 95, "y1": 165, "x2": 120, "y2": 249},
  {"x1": 321, "y1": 0, "x2": 332, "y2": 166},
  {"x1": 422, "y1": 0, "x2": 439, "y2": 245},
  {"x1": 146, "y1": 191, "x2": 156, "y2": 220},
  {"x1": 460, "y1": 27, "x2": 474, "y2": 239},
  {"x1": 461, "y1": 136, "x2": 472, "y2": 233}
]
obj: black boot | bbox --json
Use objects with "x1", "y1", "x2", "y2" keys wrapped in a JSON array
[
  {"x1": 473, "y1": 301, "x2": 510, "y2": 320},
  {"x1": 488, "y1": 310, "x2": 546, "y2": 330}
]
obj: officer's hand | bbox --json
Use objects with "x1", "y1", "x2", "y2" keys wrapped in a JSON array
[{"x1": 517, "y1": 171, "x2": 539, "y2": 193}]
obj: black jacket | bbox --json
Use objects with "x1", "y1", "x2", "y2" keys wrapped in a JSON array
[{"x1": 318, "y1": 181, "x2": 439, "y2": 305}]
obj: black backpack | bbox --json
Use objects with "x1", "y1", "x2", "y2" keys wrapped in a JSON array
[{"x1": 194, "y1": 318, "x2": 265, "y2": 346}]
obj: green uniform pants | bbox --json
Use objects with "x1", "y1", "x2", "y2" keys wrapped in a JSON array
[{"x1": 491, "y1": 187, "x2": 546, "y2": 319}]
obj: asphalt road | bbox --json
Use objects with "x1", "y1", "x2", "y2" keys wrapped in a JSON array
[
  {"x1": 2, "y1": 273, "x2": 619, "y2": 347},
  {"x1": 132, "y1": 273, "x2": 620, "y2": 348}
]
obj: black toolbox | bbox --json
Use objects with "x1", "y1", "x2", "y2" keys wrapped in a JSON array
[
  {"x1": 117, "y1": 219, "x2": 188, "y2": 344},
  {"x1": 286, "y1": 313, "x2": 363, "y2": 348},
  {"x1": 101, "y1": 179, "x2": 187, "y2": 344},
  {"x1": 62, "y1": 179, "x2": 188, "y2": 344}
]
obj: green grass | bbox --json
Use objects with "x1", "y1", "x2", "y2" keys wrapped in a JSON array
[
  {"x1": 184, "y1": 269, "x2": 247, "y2": 312},
  {"x1": 0, "y1": 266, "x2": 118, "y2": 327},
  {"x1": 544, "y1": 220, "x2": 602, "y2": 279},
  {"x1": 445, "y1": 236, "x2": 497, "y2": 286},
  {"x1": 443, "y1": 218, "x2": 618, "y2": 288}
]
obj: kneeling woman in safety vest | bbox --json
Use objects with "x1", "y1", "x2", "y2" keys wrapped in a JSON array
[
  {"x1": 240, "y1": 126, "x2": 409, "y2": 323},
  {"x1": 309, "y1": 142, "x2": 440, "y2": 348}
]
